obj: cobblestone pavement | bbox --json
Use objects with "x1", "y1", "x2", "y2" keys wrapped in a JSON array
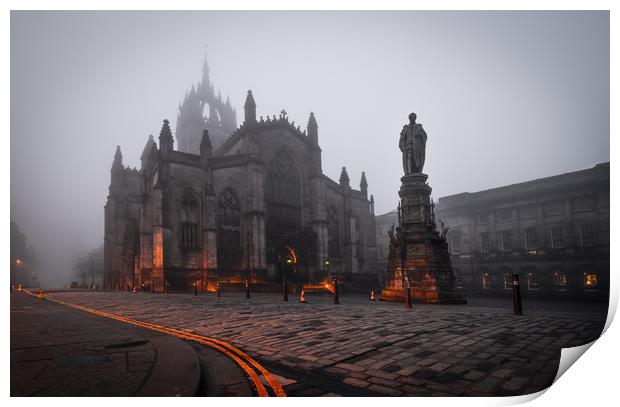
[
  {"x1": 11, "y1": 292, "x2": 156, "y2": 396},
  {"x1": 46, "y1": 290, "x2": 607, "y2": 397}
]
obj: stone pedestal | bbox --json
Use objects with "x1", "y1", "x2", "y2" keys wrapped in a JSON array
[{"x1": 382, "y1": 173, "x2": 466, "y2": 304}]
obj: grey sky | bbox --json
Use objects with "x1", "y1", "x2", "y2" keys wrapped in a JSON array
[{"x1": 10, "y1": 11, "x2": 609, "y2": 286}]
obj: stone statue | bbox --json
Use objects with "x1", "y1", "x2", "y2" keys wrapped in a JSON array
[{"x1": 399, "y1": 112, "x2": 428, "y2": 174}]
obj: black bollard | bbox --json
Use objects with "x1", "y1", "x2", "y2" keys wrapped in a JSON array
[
  {"x1": 164, "y1": 280, "x2": 169, "y2": 295},
  {"x1": 194, "y1": 281, "x2": 197, "y2": 296},
  {"x1": 405, "y1": 277, "x2": 412, "y2": 308},
  {"x1": 283, "y1": 278, "x2": 288, "y2": 301},
  {"x1": 245, "y1": 280, "x2": 250, "y2": 299},
  {"x1": 217, "y1": 281, "x2": 221, "y2": 297},
  {"x1": 333, "y1": 278, "x2": 339, "y2": 305},
  {"x1": 512, "y1": 274, "x2": 523, "y2": 315}
]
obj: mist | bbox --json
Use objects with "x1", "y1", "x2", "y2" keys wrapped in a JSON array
[{"x1": 10, "y1": 11, "x2": 609, "y2": 287}]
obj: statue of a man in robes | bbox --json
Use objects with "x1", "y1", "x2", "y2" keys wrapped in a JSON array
[{"x1": 399, "y1": 112, "x2": 428, "y2": 174}]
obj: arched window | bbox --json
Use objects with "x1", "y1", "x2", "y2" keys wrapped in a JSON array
[
  {"x1": 327, "y1": 206, "x2": 341, "y2": 258},
  {"x1": 180, "y1": 193, "x2": 199, "y2": 248},
  {"x1": 552, "y1": 269, "x2": 568, "y2": 291},
  {"x1": 266, "y1": 150, "x2": 303, "y2": 264},
  {"x1": 217, "y1": 189, "x2": 241, "y2": 273}
]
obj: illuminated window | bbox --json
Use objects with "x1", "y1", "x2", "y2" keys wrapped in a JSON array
[
  {"x1": 579, "y1": 223, "x2": 597, "y2": 247},
  {"x1": 584, "y1": 273, "x2": 598, "y2": 289},
  {"x1": 524, "y1": 228, "x2": 537, "y2": 250},
  {"x1": 527, "y1": 272, "x2": 539, "y2": 290},
  {"x1": 499, "y1": 231, "x2": 512, "y2": 252},
  {"x1": 479, "y1": 232, "x2": 490, "y2": 253},
  {"x1": 503, "y1": 272, "x2": 512, "y2": 290},
  {"x1": 482, "y1": 273, "x2": 490, "y2": 289},
  {"x1": 550, "y1": 227, "x2": 564, "y2": 249},
  {"x1": 553, "y1": 270, "x2": 568, "y2": 291},
  {"x1": 180, "y1": 194, "x2": 199, "y2": 248}
]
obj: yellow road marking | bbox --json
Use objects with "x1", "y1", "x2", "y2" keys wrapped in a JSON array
[{"x1": 21, "y1": 289, "x2": 286, "y2": 397}]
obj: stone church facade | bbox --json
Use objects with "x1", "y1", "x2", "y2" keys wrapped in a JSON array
[{"x1": 104, "y1": 60, "x2": 377, "y2": 292}]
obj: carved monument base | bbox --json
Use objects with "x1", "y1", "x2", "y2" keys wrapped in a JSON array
[{"x1": 382, "y1": 172, "x2": 466, "y2": 304}]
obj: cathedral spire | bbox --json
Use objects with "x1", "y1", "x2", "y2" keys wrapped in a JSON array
[
  {"x1": 307, "y1": 112, "x2": 318, "y2": 145},
  {"x1": 159, "y1": 119, "x2": 174, "y2": 156},
  {"x1": 360, "y1": 171, "x2": 368, "y2": 196},
  {"x1": 201, "y1": 50, "x2": 210, "y2": 88},
  {"x1": 244, "y1": 90, "x2": 257, "y2": 124},
  {"x1": 339, "y1": 166, "x2": 350, "y2": 188}
]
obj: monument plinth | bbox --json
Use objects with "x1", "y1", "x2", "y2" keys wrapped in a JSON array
[{"x1": 382, "y1": 113, "x2": 466, "y2": 304}]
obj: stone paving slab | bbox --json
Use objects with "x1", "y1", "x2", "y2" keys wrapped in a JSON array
[
  {"x1": 46, "y1": 291, "x2": 607, "y2": 397},
  {"x1": 10, "y1": 292, "x2": 201, "y2": 397}
]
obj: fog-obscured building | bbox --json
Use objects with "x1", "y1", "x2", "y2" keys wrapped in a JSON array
[
  {"x1": 377, "y1": 162, "x2": 610, "y2": 300},
  {"x1": 10, "y1": 221, "x2": 38, "y2": 287},
  {"x1": 104, "y1": 58, "x2": 377, "y2": 292}
]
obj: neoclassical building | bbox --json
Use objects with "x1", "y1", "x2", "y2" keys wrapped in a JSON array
[
  {"x1": 104, "y1": 60, "x2": 377, "y2": 292},
  {"x1": 376, "y1": 162, "x2": 610, "y2": 300}
]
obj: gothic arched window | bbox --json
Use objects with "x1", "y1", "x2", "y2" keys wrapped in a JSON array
[
  {"x1": 217, "y1": 189, "x2": 241, "y2": 273},
  {"x1": 266, "y1": 150, "x2": 303, "y2": 263},
  {"x1": 327, "y1": 206, "x2": 341, "y2": 258},
  {"x1": 180, "y1": 193, "x2": 199, "y2": 248}
]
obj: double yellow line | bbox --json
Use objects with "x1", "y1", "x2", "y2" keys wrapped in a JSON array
[{"x1": 21, "y1": 290, "x2": 286, "y2": 397}]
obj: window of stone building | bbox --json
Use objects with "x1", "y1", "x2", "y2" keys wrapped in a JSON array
[
  {"x1": 448, "y1": 231, "x2": 461, "y2": 254},
  {"x1": 553, "y1": 270, "x2": 568, "y2": 291},
  {"x1": 180, "y1": 195, "x2": 199, "y2": 248},
  {"x1": 579, "y1": 223, "x2": 597, "y2": 247},
  {"x1": 550, "y1": 226, "x2": 565, "y2": 249},
  {"x1": 499, "y1": 231, "x2": 512, "y2": 251},
  {"x1": 327, "y1": 206, "x2": 341, "y2": 258},
  {"x1": 519, "y1": 205, "x2": 537, "y2": 220},
  {"x1": 482, "y1": 273, "x2": 490, "y2": 289},
  {"x1": 497, "y1": 208, "x2": 512, "y2": 222},
  {"x1": 524, "y1": 228, "x2": 537, "y2": 250},
  {"x1": 217, "y1": 189, "x2": 241, "y2": 272},
  {"x1": 266, "y1": 150, "x2": 304, "y2": 265},
  {"x1": 477, "y1": 213, "x2": 489, "y2": 225},
  {"x1": 583, "y1": 273, "x2": 598, "y2": 290},
  {"x1": 479, "y1": 232, "x2": 490, "y2": 253},
  {"x1": 527, "y1": 272, "x2": 540, "y2": 290},
  {"x1": 503, "y1": 272, "x2": 512, "y2": 290}
]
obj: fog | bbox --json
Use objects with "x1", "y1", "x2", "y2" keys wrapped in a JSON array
[{"x1": 10, "y1": 11, "x2": 609, "y2": 287}]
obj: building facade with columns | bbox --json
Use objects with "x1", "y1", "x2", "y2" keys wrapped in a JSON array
[
  {"x1": 104, "y1": 60, "x2": 377, "y2": 292},
  {"x1": 376, "y1": 162, "x2": 610, "y2": 300}
]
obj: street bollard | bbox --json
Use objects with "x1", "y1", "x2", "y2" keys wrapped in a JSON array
[
  {"x1": 283, "y1": 278, "x2": 288, "y2": 301},
  {"x1": 164, "y1": 280, "x2": 169, "y2": 295},
  {"x1": 193, "y1": 281, "x2": 198, "y2": 296},
  {"x1": 245, "y1": 280, "x2": 250, "y2": 299},
  {"x1": 371, "y1": 290, "x2": 375, "y2": 301},
  {"x1": 333, "y1": 278, "x2": 339, "y2": 305},
  {"x1": 512, "y1": 273, "x2": 523, "y2": 315},
  {"x1": 300, "y1": 289, "x2": 307, "y2": 303},
  {"x1": 217, "y1": 281, "x2": 222, "y2": 297},
  {"x1": 405, "y1": 278, "x2": 412, "y2": 308}
]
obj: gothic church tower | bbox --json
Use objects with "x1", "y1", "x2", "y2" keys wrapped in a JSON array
[{"x1": 175, "y1": 54, "x2": 237, "y2": 152}]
